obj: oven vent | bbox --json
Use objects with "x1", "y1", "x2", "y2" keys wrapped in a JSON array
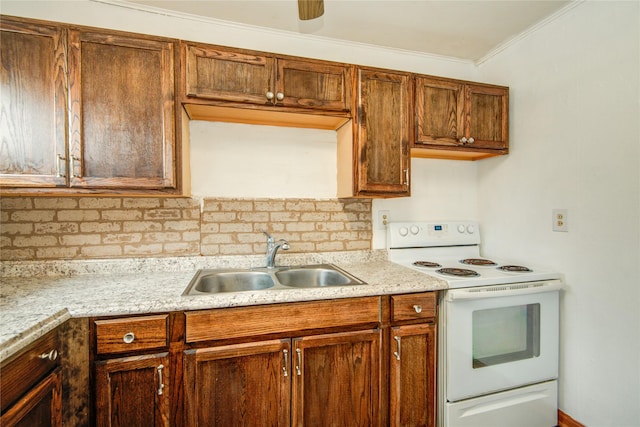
[{"x1": 467, "y1": 282, "x2": 546, "y2": 293}]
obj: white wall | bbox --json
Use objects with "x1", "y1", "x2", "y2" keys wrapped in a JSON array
[{"x1": 476, "y1": 2, "x2": 640, "y2": 425}]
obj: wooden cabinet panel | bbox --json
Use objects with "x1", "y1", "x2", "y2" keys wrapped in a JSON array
[
  {"x1": 277, "y1": 58, "x2": 351, "y2": 111},
  {"x1": 185, "y1": 296, "x2": 380, "y2": 343},
  {"x1": 183, "y1": 43, "x2": 352, "y2": 113},
  {"x1": 0, "y1": 17, "x2": 68, "y2": 188},
  {"x1": 68, "y1": 29, "x2": 176, "y2": 189},
  {"x1": 183, "y1": 339, "x2": 290, "y2": 426},
  {"x1": 353, "y1": 68, "x2": 411, "y2": 197},
  {"x1": 391, "y1": 292, "x2": 437, "y2": 323},
  {"x1": 94, "y1": 314, "x2": 168, "y2": 355},
  {"x1": 414, "y1": 75, "x2": 508, "y2": 159},
  {"x1": 292, "y1": 329, "x2": 381, "y2": 426},
  {"x1": 94, "y1": 353, "x2": 170, "y2": 427},
  {"x1": 465, "y1": 84, "x2": 509, "y2": 150},
  {"x1": 184, "y1": 44, "x2": 274, "y2": 104},
  {"x1": 0, "y1": 369, "x2": 62, "y2": 427},
  {"x1": 389, "y1": 324, "x2": 437, "y2": 427}
]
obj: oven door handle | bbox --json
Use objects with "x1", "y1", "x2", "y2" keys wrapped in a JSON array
[{"x1": 446, "y1": 280, "x2": 564, "y2": 301}]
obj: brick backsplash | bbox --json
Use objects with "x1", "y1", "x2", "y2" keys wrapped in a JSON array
[{"x1": 0, "y1": 197, "x2": 372, "y2": 261}]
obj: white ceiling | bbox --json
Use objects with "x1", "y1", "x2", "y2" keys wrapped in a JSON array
[{"x1": 119, "y1": 0, "x2": 573, "y2": 62}]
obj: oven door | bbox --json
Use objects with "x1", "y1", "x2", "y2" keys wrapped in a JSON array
[{"x1": 444, "y1": 280, "x2": 562, "y2": 402}]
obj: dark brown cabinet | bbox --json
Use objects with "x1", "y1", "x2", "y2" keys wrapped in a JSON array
[
  {"x1": 388, "y1": 292, "x2": 438, "y2": 427},
  {"x1": 0, "y1": 330, "x2": 62, "y2": 427},
  {"x1": 341, "y1": 67, "x2": 412, "y2": 197},
  {"x1": 94, "y1": 353, "x2": 170, "y2": 427},
  {"x1": 92, "y1": 315, "x2": 171, "y2": 427},
  {"x1": 183, "y1": 43, "x2": 352, "y2": 112},
  {"x1": 0, "y1": 16, "x2": 179, "y2": 194},
  {"x1": 414, "y1": 76, "x2": 508, "y2": 160},
  {"x1": 0, "y1": 16, "x2": 68, "y2": 189},
  {"x1": 68, "y1": 29, "x2": 177, "y2": 190}
]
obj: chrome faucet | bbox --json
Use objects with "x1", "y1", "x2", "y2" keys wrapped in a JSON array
[{"x1": 263, "y1": 231, "x2": 290, "y2": 268}]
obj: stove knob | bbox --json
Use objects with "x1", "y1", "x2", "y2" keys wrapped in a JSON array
[
  {"x1": 410, "y1": 225, "x2": 419, "y2": 235},
  {"x1": 399, "y1": 227, "x2": 409, "y2": 237},
  {"x1": 466, "y1": 224, "x2": 475, "y2": 234},
  {"x1": 457, "y1": 224, "x2": 466, "y2": 234}
]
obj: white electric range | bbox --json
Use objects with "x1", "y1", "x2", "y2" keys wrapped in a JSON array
[{"x1": 387, "y1": 221, "x2": 564, "y2": 427}]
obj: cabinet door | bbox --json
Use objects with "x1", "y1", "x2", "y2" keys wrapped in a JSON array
[
  {"x1": 389, "y1": 324, "x2": 437, "y2": 427},
  {"x1": 464, "y1": 84, "x2": 509, "y2": 150},
  {"x1": 183, "y1": 44, "x2": 275, "y2": 105},
  {"x1": 292, "y1": 329, "x2": 381, "y2": 426},
  {"x1": 415, "y1": 77, "x2": 464, "y2": 147},
  {"x1": 276, "y1": 58, "x2": 352, "y2": 111},
  {"x1": 0, "y1": 17, "x2": 68, "y2": 188},
  {"x1": 0, "y1": 369, "x2": 62, "y2": 427},
  {"x1": 68, "y1": 30, "x2": 176, "y2": 189},
  {"x1": 356, "y1": 69, "x2": 411, "y2": 196},
  {"x1": 94, "y1": 353, "x2": 170, "y2": 427},
  {"x1": 183, "y1": 339, "x2": 290, "y2": 426}
]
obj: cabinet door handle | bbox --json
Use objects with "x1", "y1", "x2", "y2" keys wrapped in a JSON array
[
  {"x1": 393, "y1": 336, "x2": 401, "y2": 361},
  {"x1": 295, "y1": 348, "x2": 302, "y2": 376},
  {"x1": 56, "y1": 155, "x2": 67, "y2": 177},
  {"x1": 123, "y1": 332, "x2": 135, "y2": 344},
  {"x1": 404, "y1": 168, "x2": 409, "y2": 186},
  {"x1": 39, "y1": 349, "x2": 58, "y2": 361},
  {"x1": 282, "y1": 349, "x2": 289, "y2": 377},
  {"x1": 413, "y1": 304, "x2": 422, "y2": 313},
  {"x1": 276, "y1": 92, "x2": 284, "y2": 101},
  {"x1": 467, "y1": 137, "x2": 475, "y2": 144},
  {"x1": 460, "y1": 137, "x2": 468, "y2": 144},
  {"x1": 266, "y1": 91, "x2": 275, "y2": 101},
  {"x1": 157, "y1": 364, "x2": 165, "y2": 396}
]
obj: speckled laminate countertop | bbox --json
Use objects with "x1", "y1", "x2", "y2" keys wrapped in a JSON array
[{"x1": 0, "y1": 250, "x2": 446, "y2": 361}]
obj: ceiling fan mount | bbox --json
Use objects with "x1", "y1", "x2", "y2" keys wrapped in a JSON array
[{"x1": 298, "y1": 0, "x2": 324, "y2": 20}]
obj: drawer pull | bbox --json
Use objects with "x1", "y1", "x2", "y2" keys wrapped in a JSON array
[
  {"x1": 39, "y1": 349, "x2": 58, "y2": 361},
  {"x1": 157, "y1": 364, "x2": 165, "y2": 395},
  {"x1": 413, "y1": 305, "x2": 423, "y2": 313},
  {"x1": 123, "y1": 332, "x2": 135, "y2": 344}
]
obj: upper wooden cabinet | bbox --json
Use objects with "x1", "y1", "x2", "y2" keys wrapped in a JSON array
[
  {"x1": 414, "y1": 76, "x2": 508, "y2": 160},
  {"x1": 0, "y1": 16, "x2": 180, "y2": 195},
  {"x1": 339, "y1": 68, "x2": 411, "y2": 198},
  {"x1": 68, "y1": 29, "x2": 177, "y2": 190},
  {"x1": 182, "y1": 43, "x2": 353, "y2": 122},
  {"x1": 0, "y1": 16, "x2": 68, "y2": 188}
]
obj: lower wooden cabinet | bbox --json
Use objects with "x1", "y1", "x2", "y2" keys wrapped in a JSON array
[
  {"x1": 0, "y1": 369, "x2": 62, "y2": 427},
  {"x1": 389, "y1": 324, "x2": 437, "y2": 427},
  {"x1": 183, "y1": 329, "x2": 381, "y2": 426},
  {"x1": 0, "y1": 329, "x2": 62, "y2": 427},
  {"x1": 94, "y1": 353, "x2": 170, "y2": 427}
]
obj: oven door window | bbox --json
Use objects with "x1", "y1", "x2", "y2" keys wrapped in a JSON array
[{"x1": 472, "y1": 303, "x2": 540, "y2": 368}]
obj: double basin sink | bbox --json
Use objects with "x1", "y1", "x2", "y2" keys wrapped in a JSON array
[{"x1": 183, "y1": 264, "x2": 366, "y2": 295}]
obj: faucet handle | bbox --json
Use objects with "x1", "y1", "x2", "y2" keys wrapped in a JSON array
[{"x1": 262, "y1": 230, "x2": 273, "y2": 242}]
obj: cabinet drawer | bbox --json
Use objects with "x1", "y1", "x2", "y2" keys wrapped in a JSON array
[
  {"x1": 186, "y1": 297, "x2": 381, "y2": 343},
  {"x1": 0, "y1": 329, "x2": 60, "y2": 412},
  {"x1": 391, "y1": 292, "x2": 437, "y2": 323},
  {"x1": 95, "y1": 314, "x2": 168, "y2": 355}
]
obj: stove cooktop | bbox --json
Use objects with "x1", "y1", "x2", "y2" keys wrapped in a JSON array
[{"x1": 387, "y1": 221, "x2": 561, "y2": 288}]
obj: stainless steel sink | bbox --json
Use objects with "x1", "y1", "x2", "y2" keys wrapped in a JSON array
[
  {"x1": 183, "y1": 264, "x2": 365, "y2": 295},
  {"x1": 275, "y1": 266, "x2": 354, "y2": 288}
]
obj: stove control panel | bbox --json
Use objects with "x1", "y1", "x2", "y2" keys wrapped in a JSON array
[{"x1": 387, "y1": 221, "x2": 480, "y2": 248}]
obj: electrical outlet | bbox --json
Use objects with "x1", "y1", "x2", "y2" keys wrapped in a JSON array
[
  {"x1": 377, "y1": 210, "x2": 390, "y2": 229},
  {"x1": 552, "y1": 209, "x2": 568, "y2": 232}
]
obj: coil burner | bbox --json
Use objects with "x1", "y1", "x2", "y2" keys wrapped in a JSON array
[
  {"x1": 497, "y1": 265, "x2": 533, "y2": 273},
  {"x1": 413, "y1": 261, "x2": 442, "y2": 268},
  {"x1": 436, "y1": 268, "x2": 480, "y2": 277}
]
